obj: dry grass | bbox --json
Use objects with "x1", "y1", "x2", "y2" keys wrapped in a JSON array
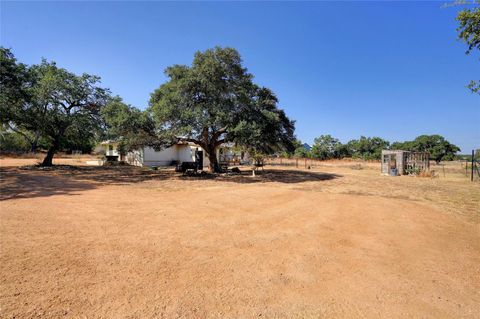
[{"x1": 291, "y1": 163, "x2": 480, "y2": 224}]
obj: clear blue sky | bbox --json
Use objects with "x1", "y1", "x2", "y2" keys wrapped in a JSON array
[{"x1": 1, "y1": 1, "x2": 479, "y2": 152}]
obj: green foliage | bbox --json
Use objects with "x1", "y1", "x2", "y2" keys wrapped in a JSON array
[
  {"x1": 405, "y1": 166, "x2": 421, "y2": 175},
  {"x1": 306, "y1": 135, "x2": 387, "y2": 161},
  {"x1": 228, "y1": 87, "x2": 296, "y2": 156},
  {"x1": 0, "y1": 48, "x2": 109, "y2": 165},
  {"x1": 0, "y1": 130, "x2": 30, "y2": 152},
  {"x1": 0, "y1": 48, "x2": 30, "y2": 118},
  {"x1": 310, "y1": 135, "x2": 342, "y2": 160},
  {"x1": 101, "y1": 96, "x2": 161, "y2": 152},
  {"x1": 149, "y1": 47, "x2": 295, "y2": 172},
  {"x1": 286, "y1": 139, "x2": 311, "y2": 158},
  {"x1": 457, "y1": 2, "x2": 480, "y2": 55},
  {"x1": 346, "y1": 136, "x2": 389, "y2": 160},
  {"x1": 391, "y1": 135, "x2": 460, "y2": 163},
  {"x1": 456, "y1": 2, "x2": 480, "y2": 95},
  {"x1": 409, "y1": 135, "x2": 460, "y2": 163},
  {"x1": 334, "y1": 143, "x2": 351, "y2": 159},
  {"x1": 294, "y1": 146, "x2": 310, "y2": 158}
]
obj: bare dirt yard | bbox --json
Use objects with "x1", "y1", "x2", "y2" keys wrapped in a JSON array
[{"x1": 1, "y1": 157, "x2": 479, "y2": 318}]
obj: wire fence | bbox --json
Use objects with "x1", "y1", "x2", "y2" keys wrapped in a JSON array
[
  {"x1": 264, "y1": 156, "x2": 378, "y2": 169},
  {"x1": 265, "y1": 156, "x2": 480, "y2": 181},
  {"x1": 462, "y1": 159, "x2": 480, "y2": 181}
]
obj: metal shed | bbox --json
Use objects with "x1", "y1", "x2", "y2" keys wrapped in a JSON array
[{"x1": 381, "y1": 150, "x2": 429, "y2": 176}]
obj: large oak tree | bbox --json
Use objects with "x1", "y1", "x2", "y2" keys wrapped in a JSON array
[
  {"x1": 0, "y1": 48, "x2": 109, "y2": 166},
  {"x1": 149, "y1": 47, "x2": 296, "y2": 172}
]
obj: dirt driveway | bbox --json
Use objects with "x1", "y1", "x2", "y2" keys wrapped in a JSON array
[{"x1": 1, "y1": 164, "x2": 479, "y2": 318}]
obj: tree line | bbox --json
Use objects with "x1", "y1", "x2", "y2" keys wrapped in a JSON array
[
  {"x1": 1, "y1": 47, "x2": 296, "y2": 171},
  {"x1": 0, "y1": 46, "x2": 470, "y2": 168},
  {"x1": 289, "y1": 134, "x2": 462, "y2": 163}
]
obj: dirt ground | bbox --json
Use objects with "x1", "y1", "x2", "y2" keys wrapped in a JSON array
[{"x1": 1, "y1": 157, "x2": 479, "y2": 318}]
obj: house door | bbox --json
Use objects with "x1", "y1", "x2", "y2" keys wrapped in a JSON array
[{"x1": 195, "y1": 150, "x2": 203, "y2": 170}]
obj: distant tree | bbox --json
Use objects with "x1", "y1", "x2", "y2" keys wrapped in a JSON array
[
  {"x1": 310, "y1": 135, "x2": 341, "y2": 160},
  {"x1": 409, "y1": 135, "x2": 460, "y2": 163},
  {"x1": 1, "y1": 49, "x2": 109, "y2": 166},
  {"x1": 292, "y1": 139, "x2": 310, "y2": 158},
  {"x1": 456, "y1": 1, "x2": 480, "y2": 95},
  {"x1": 390, "y1": 140, "x2": 414, "y2": 151},
  {"x1": 0, "y1": 126, "x2": 30, "y2": 152},
  {"x1": 346, "y1": 136, "x2": 389, "y2": 160},
  {"x1": 294, "y1": 146, "x2": 310, "y2": 158},
  {"x1": 334, "y1": 143, "x2": 351, "y2": 159},
  {"x1": 391, "y1": 135, "x2": 460, "y2": 163},
  {"x1": 149, "y1": 47, "x2": 295, "y2": 172}
]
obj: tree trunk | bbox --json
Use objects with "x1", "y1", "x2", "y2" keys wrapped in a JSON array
[
  {"x1": 30, "y1": 131, "x2": 40, "y2": 153},
  {"x1": 30, "y1": 141, "x2": 37, "y2": 154},
  {"x1": 30, "y1": 137, "x2": 38, "y2": 153},
  {"x1": 207, "y1": 150, "x2": 221, "y2": 173},
  {"x1": 41, "y1": 142, "x2": 58, "y2": 167}
]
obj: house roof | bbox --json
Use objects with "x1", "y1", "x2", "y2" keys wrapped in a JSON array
[{"x1": 100, "y1": 140, "x2": 119, "y2": 145}]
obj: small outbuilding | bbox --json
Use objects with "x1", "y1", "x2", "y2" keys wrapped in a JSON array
[{"x1": 381, "y1": 150, "x2": 429, "y2": 176}]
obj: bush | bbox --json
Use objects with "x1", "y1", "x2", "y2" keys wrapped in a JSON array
[{"x1": 0, "y1": 132, "x2": 30, "y2": 153}]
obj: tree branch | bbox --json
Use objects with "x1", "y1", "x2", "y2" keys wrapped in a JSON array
[
  {"x1": 7, "y1": 123, "x2": 33, "y2": 144},
  {"x1": 212, "y1": 126, "x2": 227, "y2": 141},
  {"x1": 179, "y1": 137, "x2": 205, "y2": 148},
  {"x1": 214, "y1": 139, "x2": 225, "y2": 147}
]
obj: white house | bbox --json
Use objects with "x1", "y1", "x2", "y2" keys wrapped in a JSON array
[{"x1": 100, "y1": 141, "x2": 249, "y2": 169}]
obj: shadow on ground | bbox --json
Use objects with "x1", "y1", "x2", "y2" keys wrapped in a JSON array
[
  {"x1": 0, "y1": 166, "x2": 171, "y2": 200},
  {"x1": 0, "y1": 166, "x2": 341, "y2": 200},
  {"x1": 179, "y1": 169, "x2": 341, "y2": 184}
]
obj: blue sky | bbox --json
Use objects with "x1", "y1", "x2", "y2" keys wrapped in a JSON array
[{"x1": 1, "y1": 1, "x2": 479, "y2": 152}]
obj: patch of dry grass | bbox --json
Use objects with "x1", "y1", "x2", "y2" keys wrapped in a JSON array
[{"x1": 289, "y1": 163, "x2": 480, "y2": 224}]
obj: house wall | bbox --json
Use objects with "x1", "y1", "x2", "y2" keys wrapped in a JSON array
[
  {"x1": 125, "y1": 150, "x2": 143, "y2": 166},
  {"x1": 178, "y1": 145, "x2": 211, "y2": 168},
  {"x1": 124, "y1": 143, "x2": 241, "y2": 168},
  {"x1": 142, "y1": 146, "x2": 179, "y2": 167},
  {"x1": 103, "y1": 143, "x2": 120, "y2": 157},
  {"x1": 177, "y1": 145, "x2": 195, "y2": 163}
]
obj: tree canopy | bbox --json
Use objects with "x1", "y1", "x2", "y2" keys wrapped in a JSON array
[
  {"x1": 0, "y1": 48, "x2": 109, "y2": 165},
  {"x1": 101, "y1": 96, "x2": 161, "y2": 152},
  {"x1": 148, "y1": 47, "x2": 295, "y2": 172},
  {"x1": 392, "y1": 135, "x2": 460, "y2": 163},
  {"x1": 310, "y1": 135, "x2": 342, "y2": 160},
  {"x1": 456, "y1": 1, "x2": 480, "y2": 94}
]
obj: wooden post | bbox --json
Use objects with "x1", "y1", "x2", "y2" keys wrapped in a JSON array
[
  {"x1": 466, "y1": 159, "x2": 468, "y2": 176},
  {"x1": 296, "y1": 158, "x2": 298, "y2": 168},
  {"x1": 304, "y1": 158, "x2": 307, "y2": 169},
  {"x1": 471, "y1": 150, "x2": 475, "y2": 182}
]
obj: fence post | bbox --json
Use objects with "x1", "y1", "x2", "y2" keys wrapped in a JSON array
[
  {"x1": 296, "y1": 158, "x2": 298, "y2": 168},
  {"x1": 472, "y1": 150, "x2": 475, "y2": 182},
  {"x1": 466, "y1": 159, "x2": 468, "y2": 176}
]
